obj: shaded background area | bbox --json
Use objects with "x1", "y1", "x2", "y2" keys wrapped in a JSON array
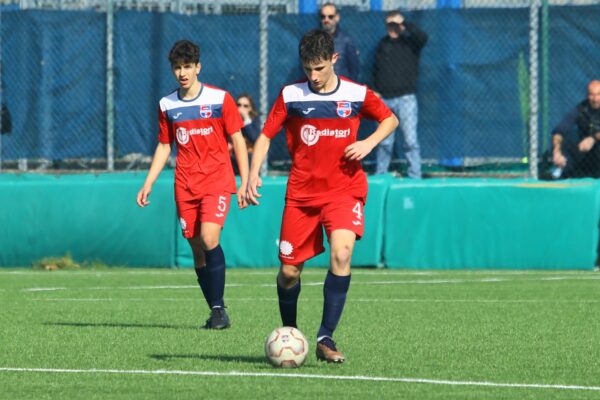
[{"x1": 0, "y1": 1, "x2": 599, "y2": 176}]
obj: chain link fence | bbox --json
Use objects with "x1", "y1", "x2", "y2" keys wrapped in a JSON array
[{"x1": 0, "y1": 0, "x2": 599, "y2": 178}]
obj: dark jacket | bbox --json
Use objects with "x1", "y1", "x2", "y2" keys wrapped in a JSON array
[
  {"x1": 332, "y1": 29, "x2": 360, "y2": 82},
  {"x1": 372, "y1": 22, "x2": 428, "y2": 98},
  {"x1": 552, "y1": 100, "x2": 600, "y2": 141},
  {"x1": 552, "y1": 100, "x2": 600, "y2": 178},
  {"x1": 242, "y1": 118, "x2": 261, "y2": 145}
]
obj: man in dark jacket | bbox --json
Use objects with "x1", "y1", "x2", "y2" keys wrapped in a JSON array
[
  {"x1": 551, "y1": 80, "x2": 600, "y2": 178},
  {"x1": 320, "y1": 2, "x2": 360, "y2": 82},
  {"x1": 372, "y1": 10, "x2": 428, "y2": 178}
]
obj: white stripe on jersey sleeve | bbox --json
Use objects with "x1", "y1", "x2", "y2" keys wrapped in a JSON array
[{"x1": 281, "y1": 80, "x2": 367, "y2": 104}]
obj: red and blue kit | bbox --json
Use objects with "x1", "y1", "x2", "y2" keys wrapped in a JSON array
[
  {"x1": 263, "y1": 77, "x2": 392, "y2": 206},
  {"x1": 262, "y1": 77, "x2": 392, "y2": 263},
  {"x1": 158, "y1": 84, "x2": 243, "y2": 236}
]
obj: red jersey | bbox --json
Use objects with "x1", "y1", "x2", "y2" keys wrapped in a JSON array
[
  {"x1": 262, "y1": 77, "x2": 392, "y2": 206},
  {"x1": 158, "y1": 84, "x2": 243, "y2": 200}
]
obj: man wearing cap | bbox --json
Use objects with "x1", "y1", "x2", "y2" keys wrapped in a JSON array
[{"x1": 372, "y1": 10, "x2": 428, "y2": 178}]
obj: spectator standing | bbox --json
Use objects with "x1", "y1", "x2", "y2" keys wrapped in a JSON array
[
  {"x1": 319, "y1": 2, "x2": 360, "y2": 82},
  {"x1": 372, "y1": 10, "x2": 428, "y2": 178},
  {"x1": 551, "y1": 80, "x2": 600, "y2": 178}
]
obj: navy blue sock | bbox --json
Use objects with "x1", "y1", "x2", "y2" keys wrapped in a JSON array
[
  {"x1": 204, "y1": 245, "x2": 226, "y2": 309},
  {"x1": 194, "y1": 266, "x2": 211, "y2": 308},
  {"x1": 317, "y1": 271, "x2": 351, "y2": 339},
  {"x1": 277, "y1": 280, "x2": 301, "y2": 328}
]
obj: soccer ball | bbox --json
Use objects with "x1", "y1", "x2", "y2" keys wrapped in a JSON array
[{"x1": 264, "y1": 326, "x2": 309, "y2": 368}]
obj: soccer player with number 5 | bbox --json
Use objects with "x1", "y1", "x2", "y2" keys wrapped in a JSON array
[
  {"x1": 137, "y1": 40, "x2": 249, "y2": 330},
  {"x1": 246, "y1": 30, "x2": 398, "y2": 363}
]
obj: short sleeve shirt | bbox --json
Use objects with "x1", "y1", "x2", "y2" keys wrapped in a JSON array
[
  {"x1": 262, "y1": 77, "x2": 392, "y2": 206},
  {"x1": 158, "y1": 84, "x2": 243, "y2": 200}
]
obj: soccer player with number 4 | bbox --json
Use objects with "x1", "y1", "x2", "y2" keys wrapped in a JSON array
[
  {"x1": 137, "y1": 40, "x2": 249, "y2": 330},
  {"x1": 246, "y1": 30, "x2": 398, "y2": 363}
]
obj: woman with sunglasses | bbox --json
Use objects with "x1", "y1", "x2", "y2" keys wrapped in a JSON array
[{"x1": 235, "y1": 93, "x2": 261, "y2": 154}]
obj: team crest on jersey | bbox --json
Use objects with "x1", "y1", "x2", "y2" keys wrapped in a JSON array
[
  {"x1": 176, "y1": 127, "x2": 190, "y2": 145},
  {"x1": 336, "y1": 101, "x2": 352, "y2": 118},
  {"x1": 199, "y1": 104, "x2": 212, "y2": 118}
]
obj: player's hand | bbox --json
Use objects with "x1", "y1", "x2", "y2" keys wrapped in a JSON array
[
  {"x1": 552, "y1": 150, "x2": 567, "y2": 168},
  {"x1": 344, "y1": 140, "x2": 374, "y2": 161},
  {"x1": 136, "y1": 185, "x2": 152, "y2": 207},
  {"x1": 246, "y1": 175, "x2": 263, "y2": 206},
  {"x1": 579, "y1": 136, "x2": 595, "y2": 153},
  {"x1": 237, "y1": 186, "x2": 249, "y2": 209}
]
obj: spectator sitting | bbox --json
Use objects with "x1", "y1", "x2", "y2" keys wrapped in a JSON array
[{"x1": 551, "y1": 80, "x2": 600, "y2": 179}]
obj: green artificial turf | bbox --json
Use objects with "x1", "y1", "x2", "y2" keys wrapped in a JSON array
[{"x1": 1, "y1": 268, "x2": 599, "y2": 399}]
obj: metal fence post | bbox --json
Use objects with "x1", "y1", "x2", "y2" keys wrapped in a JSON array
[
  {"x1": 106, "y1": 0, "x2": 115, "y2": 171},
  {"x1": 259, "y1": 0, "x2": 269, "y2": 176},
  {"x1": 528, "y1": 0, "x2": 540, "y2": 179}
]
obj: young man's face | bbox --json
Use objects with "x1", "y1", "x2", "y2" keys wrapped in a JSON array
[
  {"x1": 302, "y1": 55, "x2": 338, "y2": 92},
  {"x1": 171, "y1": 61, "x2": 201, "y2": 90}
]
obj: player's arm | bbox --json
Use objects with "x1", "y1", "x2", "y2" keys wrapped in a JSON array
[
  {"x1": 136, "y1": 142, "x2": 171, "y2": 207},
  {"x1": 344, "y1": 114, "x2": 399, "y2": 161},
  {"x1": 230, "y1": 130, "x2": 249, "y2": 209},
  {"x1": 246, "y1": 133, "x2": 271, "y2": 205}
]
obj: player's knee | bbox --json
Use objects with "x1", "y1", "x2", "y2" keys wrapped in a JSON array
[
  {"x1": 279, "y1": 264, "x2": 301, "y2": 285},
  {"x1": 332, "y1": 246, "x2": 352, "y2": 268},
  {"x1": 199, "y1": 234, "x2": 219, "y2": 251}
]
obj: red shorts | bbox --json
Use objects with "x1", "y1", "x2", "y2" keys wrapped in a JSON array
[
  {"x1": 176, "y1": 193, "x2": 231, "y2": 238},
  {"x1": 278, "y1": 196, "x2": 365, "y2": 265}
]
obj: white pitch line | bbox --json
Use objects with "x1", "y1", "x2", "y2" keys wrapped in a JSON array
[
  {"x1": 21, "y1": 287, "x2": 67, "y2": 292},
  {"x1": 0, "y1": 367, "x2": 598, "y2": 392},
  {"x1": 17, "y1": 275, "x2": 600, "y2": 293},
  {"x1": 26, "y1": 297, "x2": 600, "y2": 304}
]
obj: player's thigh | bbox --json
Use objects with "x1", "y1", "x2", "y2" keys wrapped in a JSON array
[
  {"x1": 321, "y1": 196, "x2": 365, "y2": 240},
  {"x1": 199, "y1": 193, "x2": 232, "y2": 226},
  {"x1": 199, "y1": 193, "x2": 231, "y2": 249},
  {"x1": 279, "y1": 205, "x2": 324, "y2": 265},
  {"x1": 177, "y1": 198, "x2": 202, "y2": 239}
]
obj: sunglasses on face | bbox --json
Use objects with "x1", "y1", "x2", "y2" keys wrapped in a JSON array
[{"x1": 320, "y1": 14, "x2": 335, "y2": 20}]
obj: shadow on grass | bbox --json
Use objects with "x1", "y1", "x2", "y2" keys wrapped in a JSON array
[
  {"x1": 150, "y1": 353, "x2": 266, "y2": 365},
  {"x1": 44, "y1": 322, "x2": 197, "y2": 330}
]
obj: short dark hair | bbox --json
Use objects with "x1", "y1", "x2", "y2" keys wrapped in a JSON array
[
  {"x1": 299, "y1": 29, "x2": 334, "y2": 65},
  {"x1": 320, "y1": 2, "x2": 337, "y2": 13},
  {"x1": 168, "y1": 40, "x2": 200, "y2": 66},
  {"x1": 386, "y1": 10, "x2": 402, "y2": 19}
]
